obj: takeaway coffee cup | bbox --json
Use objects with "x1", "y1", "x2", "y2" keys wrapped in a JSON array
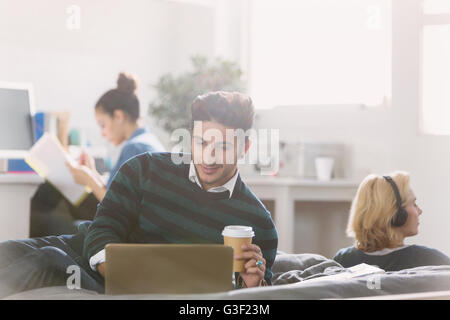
[{"x1": 222, "y1": 225, "x2": 255, "y2": 272}]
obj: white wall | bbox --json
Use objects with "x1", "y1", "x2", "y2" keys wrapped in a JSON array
[
  {"x1": 2, "y1": 0, "x2": 449, "y2": 255},
  {"x1": 254, "y1": 0, "x2": 450, "y2": 255},
  {"x1": 0, "y1": 0, "x2": 215, "y2": 150}
]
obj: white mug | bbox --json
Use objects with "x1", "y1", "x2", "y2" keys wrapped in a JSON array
[{"x1": 315, "y1": 157, "x2": 334, "y2": 181}]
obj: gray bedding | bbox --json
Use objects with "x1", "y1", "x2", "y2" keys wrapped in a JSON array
[{"x1": 4, "y1": 253, "x2": 450, "y2": 300}]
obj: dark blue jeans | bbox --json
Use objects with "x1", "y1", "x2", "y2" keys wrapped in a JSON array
[{"x1": 0, "y1": 232, "x2": 104, "y2": 298}]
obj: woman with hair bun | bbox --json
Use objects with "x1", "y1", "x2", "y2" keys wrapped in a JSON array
[
  {"x1": 66, "y1": 72, "x2": 165, "y2": 200},
  {"x1": 333, "y1": 171, "x2": 450, "y2": 271},
  {"x1": 30, "y1": 72, "x2": 165, "y2": 236}
]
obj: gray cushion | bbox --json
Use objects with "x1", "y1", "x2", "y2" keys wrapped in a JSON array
[{"x1": 272, "y1": 253, "x2": 344, "y2": 285}]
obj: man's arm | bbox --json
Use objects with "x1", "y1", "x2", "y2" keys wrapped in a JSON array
[
  {"x1": 97, "y1": 262, "x2": 106, "y2": 277},
  {"x1": 82, "y1": 154, "x2": 146, "y2": 272},
  {"x1": 257, "y1": 213, "x2": 278, "y2": 285},
  {"x1": 234, "y1": 212, "x2": 278, "y2": 288}
]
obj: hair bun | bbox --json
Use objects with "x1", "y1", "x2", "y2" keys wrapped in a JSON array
[{"x1": 117, "y1": 72, "x2": 138, "y2": 94}]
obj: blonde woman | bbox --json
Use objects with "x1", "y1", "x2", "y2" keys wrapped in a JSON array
[{"x1": 333, "y1": 171, "x2": 450, "y2": 271}]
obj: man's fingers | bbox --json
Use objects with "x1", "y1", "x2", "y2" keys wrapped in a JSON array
[
  {"x1": 243, "y1": 267, "x2": 265, "y2": 275},
  {"x1": 235, "y1": 249, "x2": 265, "y2": 261},
  {"x1": 235, "y1": 251, "x2": 260, "y2": 261},
  {"x1": 244, "y1": 258, "x2": 265, "y2": 267},
  {"x1": 244, "y1": 259, "x2": 257, "y2": 269},
  {"x1": 241, "y1": 244, "x2": 261, "y2": 253}
]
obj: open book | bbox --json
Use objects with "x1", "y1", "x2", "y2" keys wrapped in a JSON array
[
  {"x1": 306, "y1": 263, "x2": 385, "y2": 283},
  {"x1": 25, "y1": 133, "x2": 89, "y2": 206}
]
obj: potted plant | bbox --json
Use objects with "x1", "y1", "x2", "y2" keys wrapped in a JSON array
[{"x1": 148, "y1": 55, "x2": 246, "y2": 134}]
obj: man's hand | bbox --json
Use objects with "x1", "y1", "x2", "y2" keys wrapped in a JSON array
[
  {"x1": 97, "y1": 262, "x2": 106, "y2": 278},
  {"x1": 234, "y1": 244, "x2": 266, "y2": 288}
]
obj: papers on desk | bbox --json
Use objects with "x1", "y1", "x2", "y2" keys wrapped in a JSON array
[{"x1": 25, "y1": 133, "x2": 89, "y2": 206}]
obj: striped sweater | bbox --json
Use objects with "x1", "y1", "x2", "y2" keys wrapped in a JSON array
[{"x1": 82, "y1": 152, "x2": 278, "y2": 284}]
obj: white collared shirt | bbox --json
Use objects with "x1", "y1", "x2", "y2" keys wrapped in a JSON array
[
  {"x1": 89, "y1": 161, "x2": 239, "y2": 271},
  {"x1": 188, "y1": 161, "x2": 238, "y2": 198}
]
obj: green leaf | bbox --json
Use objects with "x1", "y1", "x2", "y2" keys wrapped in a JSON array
[{"x1": 148, "y1": 55, "x2": 246, "y2": 134}]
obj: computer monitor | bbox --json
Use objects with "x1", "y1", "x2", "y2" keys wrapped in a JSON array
[{"x1": 0, "y1": 82, "x2": 35, "y2": 158}]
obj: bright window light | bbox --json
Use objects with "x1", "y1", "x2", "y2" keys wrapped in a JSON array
[
  {"x1": 423, "y1": 0, "x2": 450, "y2": 14},
  {"x1": 248, "y1": 0, "x2": 392, "y2": 109},
  {"x1": 421, "y1": 0, "x2": 450, "y2": 135},
  {"x1": 422, "y1": 25, "x2": 450, "y2": 135}
]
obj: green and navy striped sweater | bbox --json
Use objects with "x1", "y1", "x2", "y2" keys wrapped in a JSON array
[{"x1": 83, "y1": 152, "x2": 278, "y2": 283}]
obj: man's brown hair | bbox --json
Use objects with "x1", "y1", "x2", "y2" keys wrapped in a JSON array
[{"x1": 190, "y1": 91, "x2": 255, "y2": 132}]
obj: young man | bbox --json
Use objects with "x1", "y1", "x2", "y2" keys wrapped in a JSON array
[{"x1": 0, "y1": 91, "x2": 278, "y2": 297}]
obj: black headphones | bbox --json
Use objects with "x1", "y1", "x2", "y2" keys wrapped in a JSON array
[{"x1": 382, "y1": 176, "x2": 408, "y2": 227}]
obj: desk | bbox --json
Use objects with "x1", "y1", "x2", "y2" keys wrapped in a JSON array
[
  {"x1": 0, "y1": 174, "x2": 44, "y2": 241},
  {"x1": 244, "y1": 176, "x2": 359, "y2": 253}
]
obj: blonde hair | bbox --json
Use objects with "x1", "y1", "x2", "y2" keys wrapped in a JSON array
[{"x1": 347, "y1": 171, "x2": 412, "y2": 252}]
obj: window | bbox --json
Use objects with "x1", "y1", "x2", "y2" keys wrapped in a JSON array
[
  {"x1": 424, "y1": 0, "x2": 450, "y2": 14},
  {"x1": 248, "y1": 0, "x2": 392, "y2": 109},
  {"x1": 422, "y1": 0, "x2": 450, "y2": 135}
]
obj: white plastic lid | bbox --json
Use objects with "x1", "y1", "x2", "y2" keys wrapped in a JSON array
[{"x1": 222, "y1": 225, "x2": 254, "y2": 238}]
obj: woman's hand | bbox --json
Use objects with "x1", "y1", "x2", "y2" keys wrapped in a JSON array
[
  {"x1": 66, "y1": 161, "x2": 96, "y2": 187},
  {"x1": 235, "y1": 244, "x2": 266, "y2": 288},
  {"x1": 66, "y1": 160, "x2": 107, "y2": 202},
  {"x1": 79, "y1": 150, "x2": 96, "y2": 171}
]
